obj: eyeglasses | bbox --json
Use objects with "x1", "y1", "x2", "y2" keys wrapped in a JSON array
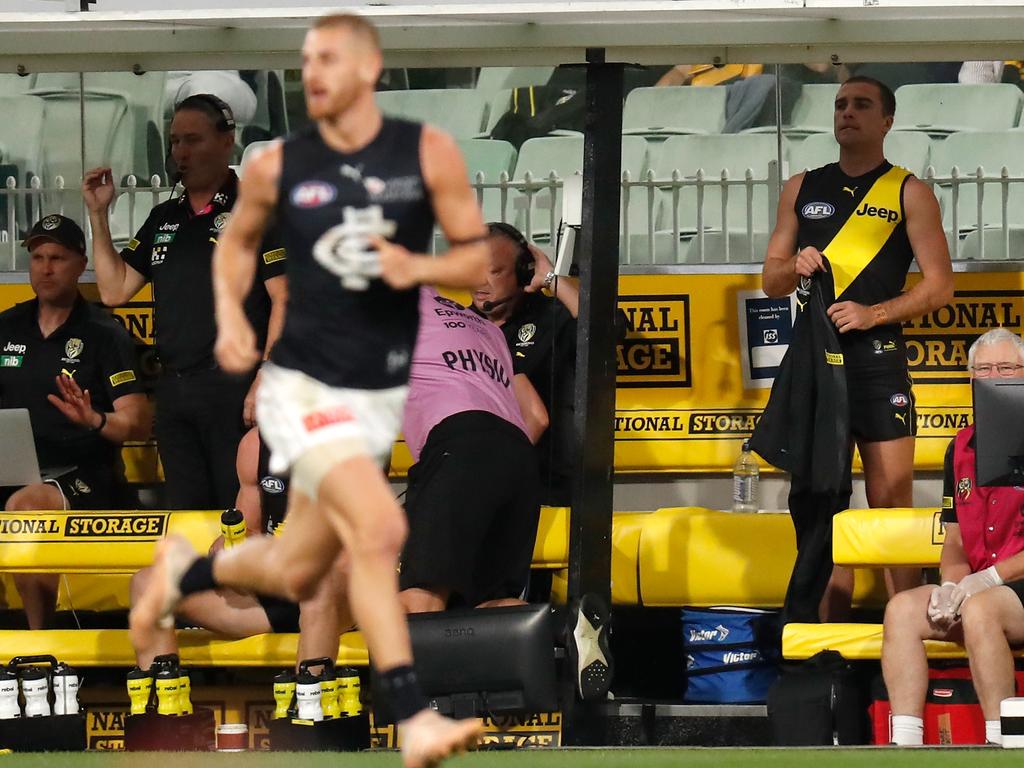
[{"x1": 971, "y1": 363, "x2": 1024, "y2": 377}]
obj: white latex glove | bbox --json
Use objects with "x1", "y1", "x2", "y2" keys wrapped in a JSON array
[
  {"x1": 927, "y1": 582, "x2": 957, "y2": 628},
  {"x1": 951, "y1": 565, "x2": 1003, "y2": 615}
]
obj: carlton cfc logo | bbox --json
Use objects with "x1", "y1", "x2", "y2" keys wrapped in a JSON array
[{"x1": 291, "y1": 181, "x2": 337, "y2": 208}]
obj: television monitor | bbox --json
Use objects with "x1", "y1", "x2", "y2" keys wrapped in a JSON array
[
  {"x1": 372, "y1": 603, "x2": 557, "y2": 721},
  {"x1": 973, "y1": 378, "x2": 1024, "y2": 486}
]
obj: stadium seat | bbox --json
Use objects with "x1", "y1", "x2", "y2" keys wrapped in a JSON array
[
  {"x1": 375, "y1": 88, "x2": 490, "y2": 139},
  {"x1": 622, "y1": 86, "x2": 728, "y2": 137},
  {"x1": 956, "y1": 225, "x2": 1024, "y2": 260},
  {"x1": 636, "y1": 507, "x2": 886, "y2": 608},
  {"x1": 684, "y1": 230, "x2": 769, "y2": 264},
  {"x1": 783, "y1": 83, "x2": 839, "y2": 138},
  {"x1": 239, "y1": 139, "x2": 276, "y2": 176},
  {"x1": 789, "y1": 130, "x2": 932, "y2": 176},
  {"x1": 893, "y1": 83, "x2": 1024, "y2": 136},
  {"x1": 0, "y1": 94, "x2": 46, "y2": 235},
  {"x1": 550, "y1": 512, "x2": 647, "y2": 606},
  {"x1": 109, "y1": 189, "x2": 170, "y2": 249},
  {"x1": 475, "y1": 67, "x2": 555, "y2": 92},
  {"x1": 458, "y1": 138, "x2": 518, "y2": 222},
  {"x1": 928, "y1": 130, "x2": 1024, "y2": 233},
  {"x1": 651, "y1": 133, "x2": 785, "y2": 240},
  {"x1": 782, "y1": 623, "x2": 984, "y2": 661},
  {"x1": 511, "y1": 135, "x2": 648, "y2": 241},
  {"x1": 0, "y1": 73, "x2": 34, "y2": 97}
]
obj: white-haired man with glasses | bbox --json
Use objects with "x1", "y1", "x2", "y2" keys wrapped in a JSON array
[{"x1": 882, "y1": 327, "x2": 1024, "y2": 746}]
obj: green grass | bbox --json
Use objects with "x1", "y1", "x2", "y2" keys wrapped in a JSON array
[{"x1": 2, "y1": 749, "x2": 1024, "y2": 768}]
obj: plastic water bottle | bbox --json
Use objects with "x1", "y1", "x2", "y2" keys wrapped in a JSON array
[
  {"x1": 732, "y1": 440, "x2": 760, "y2": 513},
  {"x1": 0, "y1": 669, "x2": 20, "y2": 719},
  {"x1": 220, "y1": 508, "x2": 246, "y2": 549},
  {"x1": 52, "y1": 663, "x2": 80, "y2": 715},
  {"x1": 126, "y1": 666, "x2": 153, "y2": 715},
  {"x1": 272, "y1": 670, "x2": 296, "y2": 720},
  {"x1": 337, "y1": 667, "x2": 362, "y2": 717},
  {"x1": 20, "y1": 667, "x2": 50, "y2": 717},
  {"x1": 295, "y1": 670, "x2": 323, "y2": 722}
]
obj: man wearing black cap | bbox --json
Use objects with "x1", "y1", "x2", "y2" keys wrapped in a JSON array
[
  {"x1": 82, "y1": 94, "x2": 287, "y2": 510},
  {"x1": 0, "y1": 214, "x2": 150, "y2": 628}
]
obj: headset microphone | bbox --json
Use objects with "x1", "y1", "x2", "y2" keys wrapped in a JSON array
[{"x1": 481, "y1": 294, "x2": 515, "y2": 313}]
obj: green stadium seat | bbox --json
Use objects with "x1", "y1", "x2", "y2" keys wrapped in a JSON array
[
  {"x1": 684, "y1": 230, "x2": 769, "y2": 264},
  {"x1": 110, "y1": 190, "x2": 169, "y2": 249},
  {"x1": 458, "y1": 138, "x2": 517, "y2": 223},
  {"x1": 893, "y1": 83, "x2": 1023, "y2": 136},
  {"x1": 783, "y1": 83, "x2": 839, "y2": 138},
  {"x1": 511, "y1": 135, "x2": 648, "y2": 241},
  {"x1": 375, "y1": 88, "x2": 490, "y2": 139},
  {"x1": 622, "y1": 86, "x2": 728, "y2": 137},
  {"x1": 651, "y1": 134, "x2": 785, "y2": 243},
  {"x1": 0, "y1": 74, "x2": 34, "y2": 97},
  {"x1": 239, "y1": 139, "x2": 276, "y2": 176},
  {"x1": 0, "y1": 94, "x2": 46, "y2": 240},
  {"x1": 957, "y1": 226, "x2": 1024, "y2": 260},
  {"x1": 475, "y1": 67, "x2": 555, "y2": 92},
  {"x1": 928, "y1": 130, "x2": 1024, "y2": 233},
  {"x1": 789, "y1": 130, "x2": 932, "y2": 176}
]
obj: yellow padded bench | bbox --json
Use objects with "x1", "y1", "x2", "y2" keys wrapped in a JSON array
[
  {"x1": 779, "y1": 623, "x2": 1020, "y2": 661},
  {"x1": 833, "y1": 507, "x2": 944, "y2": 567},
  {"x1": 638, "y1": 507, "x2": 888, "y2": 608},
  {"x1": 0, "y1": 630, "x2": 369, "y2": 667},
  {"x1": 550, "y1": 511, "x2": 646, "y2": 606}
]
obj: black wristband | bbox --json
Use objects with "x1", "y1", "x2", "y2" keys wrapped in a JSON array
[{"x1": 90, "y1": 410, "x2": 107, "y2": 434}]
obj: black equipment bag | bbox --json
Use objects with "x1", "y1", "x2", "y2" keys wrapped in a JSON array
[{"x1": 766, "y1": 650, "x2": 868, "y2": 745}]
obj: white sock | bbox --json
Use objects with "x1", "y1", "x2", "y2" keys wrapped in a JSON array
[
  {"x1": 891, "y1": 714, "x2": 924, "y2": 746},
  {"x1": 986, "y1": 720, "x2": 1002, "y2": 745}
]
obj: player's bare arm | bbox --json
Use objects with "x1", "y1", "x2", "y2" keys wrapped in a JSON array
[
  {"x1": 376, "y1": 126, "x2": 488, "y2": 291},
  {"x1": 828, "y1": 178, "x2": 953, "y2": 332},
  {"x1": 762, "y1": 172, "x2": 824, "y2": 298},
  {"x1": 213, "y1": 142, "x2": 283, "y2": 373}
]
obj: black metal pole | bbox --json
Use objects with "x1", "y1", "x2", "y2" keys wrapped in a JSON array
[{"x1": 562, "y1": 47, "x2": 623, "y2": 746}]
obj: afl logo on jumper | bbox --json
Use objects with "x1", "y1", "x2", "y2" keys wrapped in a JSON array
[
  {"x1": 801, "y1": 202, "x2": 835, "y2": 220},
  {"x1": 260, "y1": 476, "x2": 285, "y2": 494},
  {"x1": 291, "y1": 181, "x2": 338, "y2": 209},
  {"x1": 890, "y1": 393, "x2": 909, "y2": 408}
]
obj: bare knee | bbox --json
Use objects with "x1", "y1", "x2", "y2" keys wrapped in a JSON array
[
  {"x1": 130, "y1": 567, "x2": 153, "y2": 606},
  {"x1": 961, "y1": 591, "x2": 1007, "y2": 644},
  {"x1": 274, "y1": 552, "x2": 322, "y2": 603},
  {"x1": 6, "y1": 484, "x2": 61, "y2": 512},
  {"x1": 884, "y1": 587, "x2": 928, "y2": 636},
  {"x1": 348, "y1": 506, "x2": 407, "y2": 562}
]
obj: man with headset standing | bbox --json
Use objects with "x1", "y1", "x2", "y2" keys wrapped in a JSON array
[
  {"x1": 472, "y1": 222, "x2": 578, "y2": 506},
  {"x1": 82, "y1": 94, "x2": 287, "y2": 510}
]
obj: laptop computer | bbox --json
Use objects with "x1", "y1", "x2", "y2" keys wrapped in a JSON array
[{"x1": 0, "y1": 409, "x2": 75, "y2": 487}]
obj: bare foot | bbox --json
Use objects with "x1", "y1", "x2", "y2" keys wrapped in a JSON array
[
  {"x1": 400, "y1": 709, "x2": 482, "y2": 768},
  {"x1": 129, "y1": 536, "x2": 198, "y2": 652}
]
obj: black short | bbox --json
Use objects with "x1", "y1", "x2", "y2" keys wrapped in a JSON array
[
  {"x1": 257, "y1": 433, "x2": 288, "y2": 535},
  {"x1": 847, "y1": 368, "x2": 917, "y2": 443},
  {"x1": 399, "y1": 411, "x2": 540, "y2": 608},
  {"x1": 0, "y1": 464, "x2": 124, "y2": 511},
  {"x1": 257, "y1": 595, "x2": 301, "y2": 633}
]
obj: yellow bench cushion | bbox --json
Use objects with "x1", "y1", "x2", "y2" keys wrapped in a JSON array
[
  {"x1": 833, "y1": 508, "x2": 944, "y2": 567},
  {"x1": 0, "y1": 629, "x2": 368, "y2": 667},
  {"x1": 781, "y1": 622, "x2": 999, "y2": 661},
  {"x1": 638, "y1": 507, "x2": 887, "y2": 608},
  {"x1": 549, "y1": 511, "x2": 646, "y2": 606}
]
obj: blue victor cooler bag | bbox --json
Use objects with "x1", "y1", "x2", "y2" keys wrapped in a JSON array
[{"x1": 682, "y1": 607, "x2": 780, "y2": 703}]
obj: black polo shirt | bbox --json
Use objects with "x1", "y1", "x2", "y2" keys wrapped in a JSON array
[
  {"x1": 120, "y1": 171, "x2": 286, "y2": 372},
  {"x1": 485, "y1": 292, "x2": 577, "y2": 504},
  {"x1": 0, "y1": 294, "x2": 144, "y2": 468}
]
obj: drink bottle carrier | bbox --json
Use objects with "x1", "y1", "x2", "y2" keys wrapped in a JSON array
[{"x1": 0, "y1": 654, "x2": 86, "y2": 752}]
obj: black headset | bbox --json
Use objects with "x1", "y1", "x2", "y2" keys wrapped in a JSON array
[
  {"x1": 165, "y1": 93, "x2": 237, "y2": 184},
  {"x1": 488, "y1": 221, "x2": 535, "y2": 287}
]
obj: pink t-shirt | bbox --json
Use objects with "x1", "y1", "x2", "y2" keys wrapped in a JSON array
[{"x1": 403, "y1": 287, "x2": 527, "y2": 461}]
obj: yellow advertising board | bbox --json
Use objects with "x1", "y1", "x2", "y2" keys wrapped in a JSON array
[{"x1": 1, "y1": 268, "x2": 1019, "y2": 477}]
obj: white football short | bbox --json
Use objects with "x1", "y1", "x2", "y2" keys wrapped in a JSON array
[{"x1": 256, "y1": 362, "x2": 407, "y2": 495}]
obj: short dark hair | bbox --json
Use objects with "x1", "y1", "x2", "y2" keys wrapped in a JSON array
[
  {"x1": 174, "y1": 93, "x2": 236, "y2": 133},
  {"x1": 842, "y1": 76, "x2": 896, "y2": 117}
]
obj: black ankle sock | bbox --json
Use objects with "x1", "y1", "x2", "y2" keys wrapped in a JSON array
[
  {"x1": 178, "y1": 556, "x2": 217, "y2": 597},
  {"x1": 378, "y1": 665, "x2": 428, "y2": 722}
]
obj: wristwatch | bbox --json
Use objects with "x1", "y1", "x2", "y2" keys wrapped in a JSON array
[{"x1": 542, "y1": 270, "x2": 556, "y2": 289}]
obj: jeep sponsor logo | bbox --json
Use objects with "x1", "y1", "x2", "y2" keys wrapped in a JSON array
[
  {"x1": 855, "y1": 203, "x2": 900, "y2": 223},
  {"x1": 801, "y1": 202, "x2": 835, "y2": 219},
  {"x1": 65, "y1": 514, "x2": 166, "y2": 537},
  {"x1": 616, "y1": 295, "x2": 691, "y2": 388},
  {"x1": 3, "y1": 342, "x2": 26, "y2": 354}
]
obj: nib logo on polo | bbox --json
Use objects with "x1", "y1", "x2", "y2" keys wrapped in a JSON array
[{"x1": 313, "y1": 206, "x2": 396, "y2": 291}]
